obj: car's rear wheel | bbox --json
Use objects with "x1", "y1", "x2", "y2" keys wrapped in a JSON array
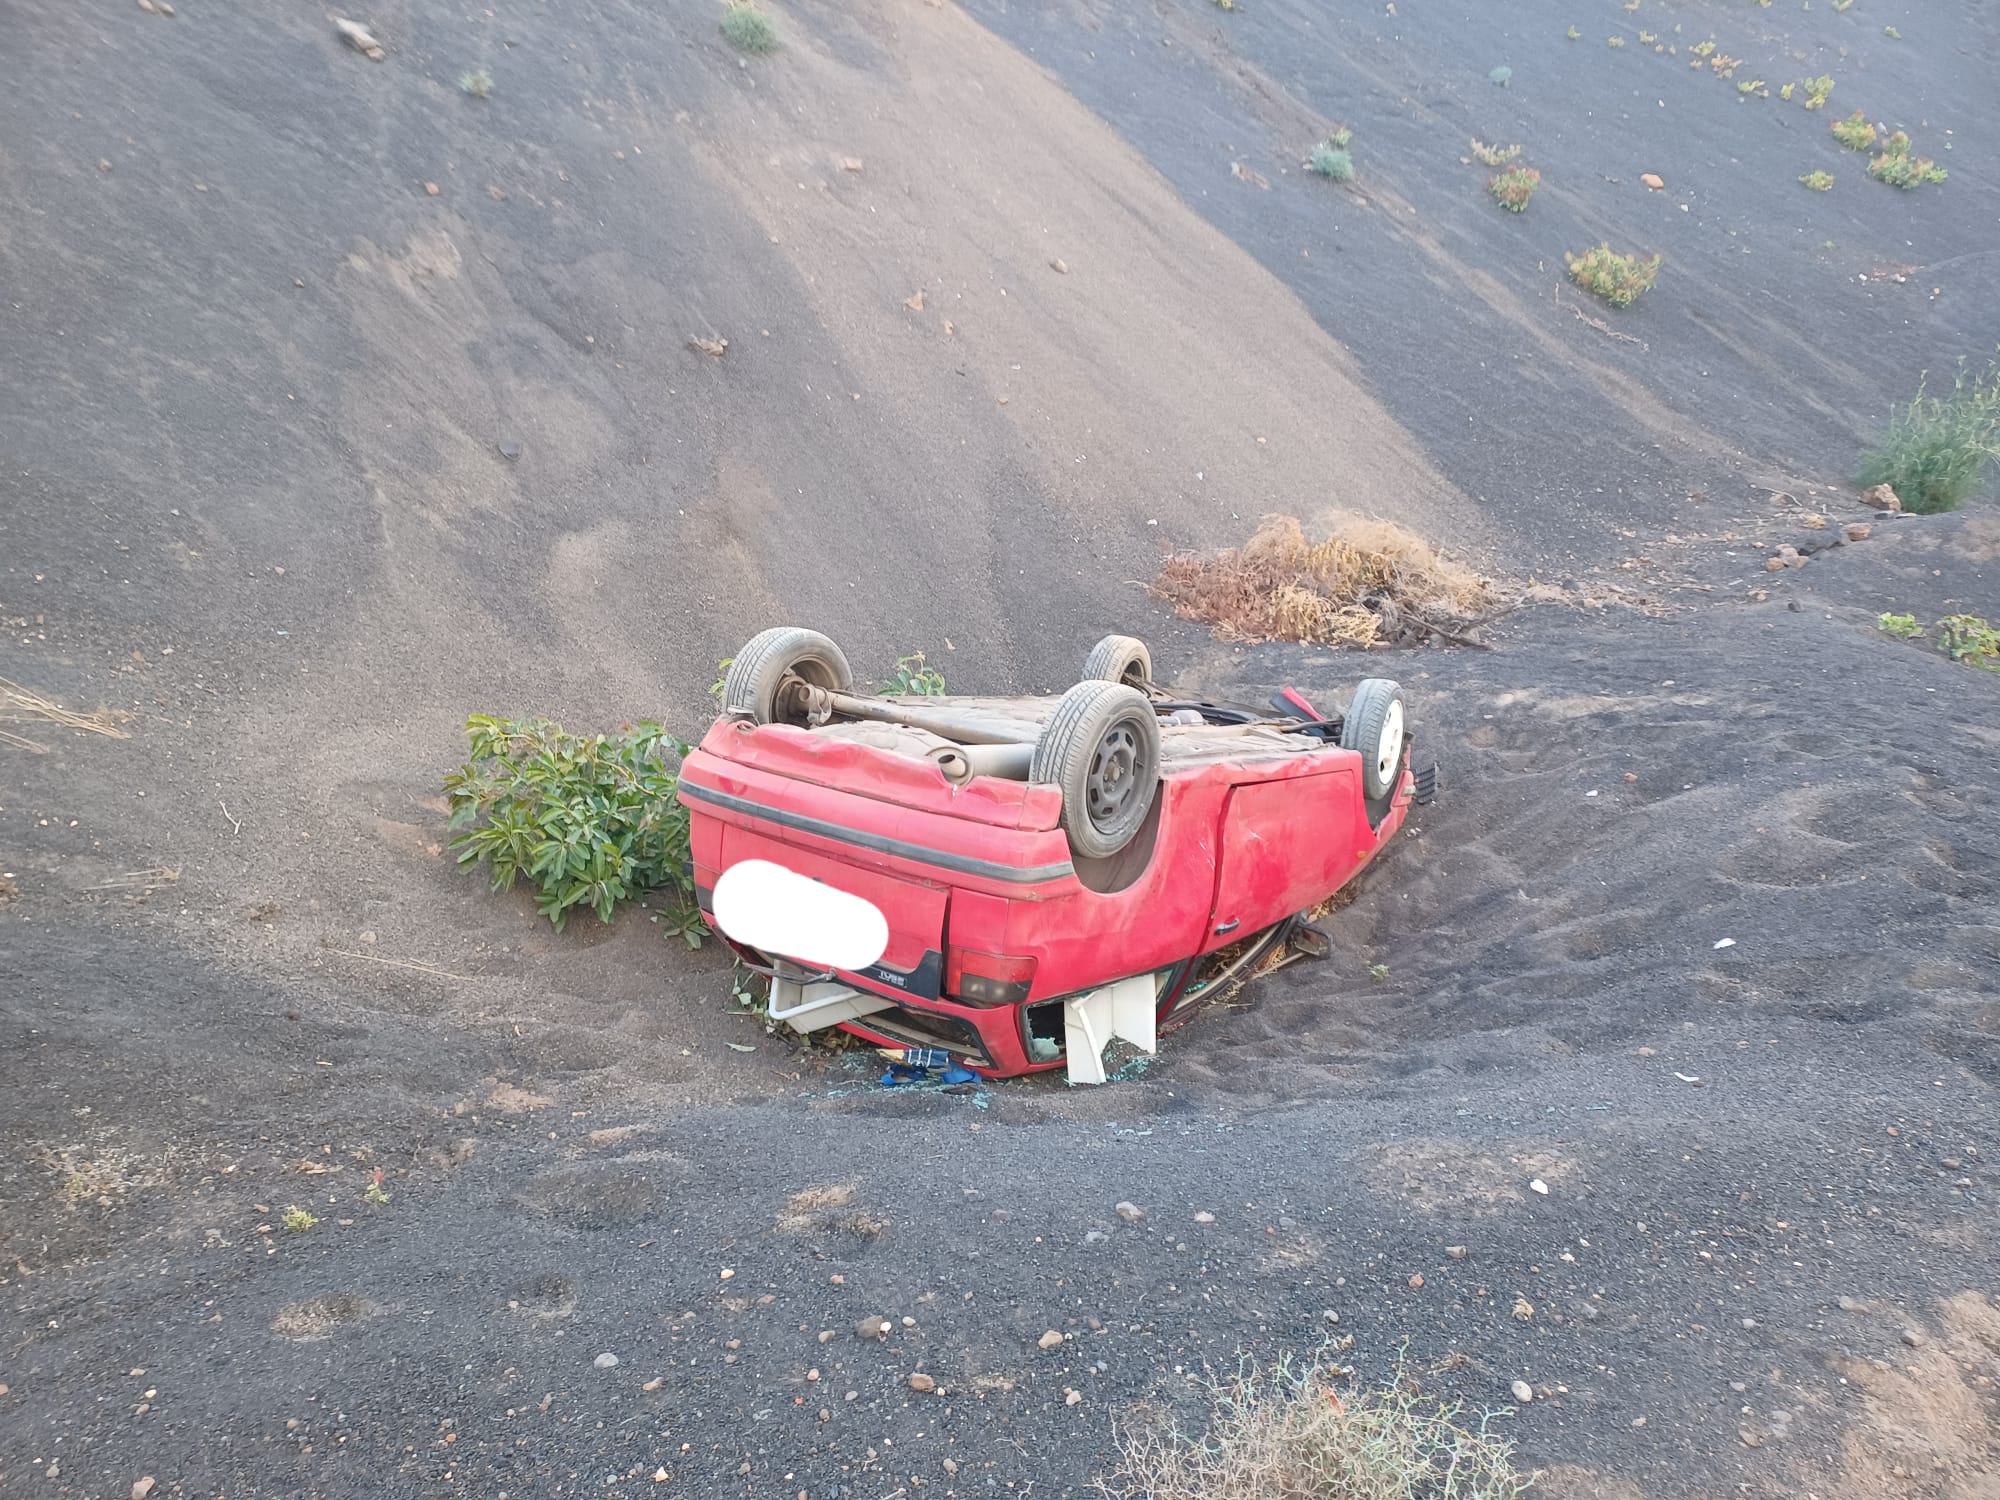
[
  {"x1": 723, "y1": 628, "x2": 854, "y2": 727},
  {"x1": 1081, "y1": 634, "x2": 1153, "y2": 690},
  {"x1": 1031, "y1": 681, "x2": 1162, "y2": 859},
  {"x1": 1340, "y1": 678, "x2": 1406, "y2": 804}
]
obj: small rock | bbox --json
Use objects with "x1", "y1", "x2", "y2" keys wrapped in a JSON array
[
  {"x1": 594, "y1": 1352, "x2": 619, "y2": 1369},
  {"x1": 1445, "y1": 1245, "x2": 1468, "y2": 1259},
  {"x1": 856, "y1": 1317, "x2": 889, "y2": 1341},
  {"x1": 1640, "y1": 173, "x2": 1665, "y2": 190},
  {"x1": 909, "y1": 1372, "x2": 936, "y2": 1393},
  {"x1": 1740, "y1": 1428, "x2": 1764, "y2": 1448},
  {"x1": 1512, "y1": 1297, "x2": 1535, "y2": 1321},
  {"x1": 719, "y1": 1268, "x2": 734, "y2": 1280},
  {"x1": 333, "y1": 15, "x2": 387, "y2": 59},
  {"x1": 1084, "y1": 1231, "x2": 1108, "y2": 1244},
  {"x1": 1943, "y1": 1158, "x2": 1963, "y2": 1169},
  {"x1": 1859, "y1": 483, "x2": 1902, "y2": 512},
  {"x1": 1049, "y1": 257, "x2": 1068, "y2": 273},
  {"x1": 1038, "y1": 1329, "x2": 1065, "y2": 1350},
  {"x1": 423, "y1": 181, "x2": 440, "y2": 196},
  {"x1": 1838, "y1": 1296, "x2": 1866, "y2": 1313},
  {"x1": 654, "y1": 1468, "x2": 669, "y2": 1483},
  {"x1": 1631, "y1": 1416, "x2": 1647, "y2": 1428},
  {"x1": 1408, "y1": 1273, "x2": 1425, "y2": 1289},
  {"x1": 1115, "y1": 1202, "x2": 1145, "y2": 1223},
  {"x1": 904, "y1": 290, "x2": 925, "y2": 311},
  {"x1": 1529, "y1": 1179, "x2": 1549, "y2": 1196},
  {"x1": 1194, "y1": 1211, "x2": 1215, "y2": 1224},
  {"x1": 1730, "y1": 1381, "x2": 1747, "y2": 1392},
  {"x1": 498, "y1": 439, "x2": 523, "y2": 462},
  {"x1": 1843, "y1": 522, "x2": 1871, "y2": 543},
  {"x1": 839, "y1": 157, "x2": 864, "y2": 172},
  {"x1": 99, "y1": 158, "x2": 114, "y2": 172},
  {"x1": 46, "y1": 1463, "x2": 59, "y2": 1479},
  {"x1": 1741, "y1": 1318, "x2": 1758, "y2": 1329},
  {"x1": 1902, "y1": 1329, "x2": 1926, "y2": 1348},
  {"x1": 688, "y1": 335, "x2": 728, "y2": 357},
  {"x1": 642, "y1": 1376, "x2": 664, "y2": 1391},
  {"x1": 901, "y1": 1317, "x2": 916, "y2": 1328},
  {"x1": 943, "y1": 1458, "x2": 959, "y2": 1474},
  {"x1": 1065, "y1": 1387, "x2": 1083, "y2": 1405},
  {"x1": 1322, "y1": 1310, "x2": 1340, "y2": 1325},
  {"x1": 133, "y1": 1481, "x2": 157, "y2": 1500},
  {"x1": 1764, "y1": 557, "x2": 1787, "y2": 573},
  {"x1": 818, "y1": 1330, "x2": 836, "y2": 1344},
  {"x1": 1511, "y1": 1379, "x2": 1534, "y2": 1403}
]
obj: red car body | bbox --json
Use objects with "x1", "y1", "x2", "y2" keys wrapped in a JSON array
[{"x1": 678, "y1": 708, "x2": 1417, "y2": 1077}]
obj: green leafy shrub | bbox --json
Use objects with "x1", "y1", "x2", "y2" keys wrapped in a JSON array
[
  {"x1": 720, "y1": 1, "x2": 778, "y2": 54},
  {"x1": 1800, "y1": 73, "x2": 1835, "y2": 109},
  {"x1": 882, "y1": 652, "x2": 947, "y2": 695},
  {"x1": 1868, "y1": 132, "x2": 1946, "y2": 188},
  {"x1": 282, "y1": 1206, "x2": 318, "y2": 1233},
  {"x1": 444, "y1": 716, "x2": 705, "y2": 940},
  {"x1": 1470, "y1": 138, "x2": 1520, "y2": 166},
  {"x1": 1488, "y1": 166, "x2": 1541, "y2": 212},
  {"x1": 1488, "y1": 65, "x2": 1512, "y2": 87},
  {"x1": 1566, "y1": 245, "x2": 1661, "y2": 307},
  {"x1": 1876, "y1": 613, "x2": 2000, "y2": 671},
  {"x1": 1857, "y1": 358, "x2": 2000, "y2": 514},
  {"x1": 458, "y1": 68, "x2": 493, "y2": 98},
  {"x1": 1830, "y1": 110, "x2": 1876, "y2": 149},
  {"x1": 1798, "y1": 169, "x2": 1835, "y2": 191},
  {"x1": 1308, "y1": 142, "x2": 1355, "y2": 182}
]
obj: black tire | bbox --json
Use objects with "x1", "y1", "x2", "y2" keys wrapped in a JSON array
[
  {"x1": 1030, "y1": 681, "x2": 1162, "y2": 859},
  {"x1": 1081, "y1": 634, "x2": 1153, "y2": 690},
  {"x1": 1340, "y1": 678, "x2": 1406, "y2": 805},
  {"x1": 722, "y1": 628, "x2": 854, "y2": 726}
]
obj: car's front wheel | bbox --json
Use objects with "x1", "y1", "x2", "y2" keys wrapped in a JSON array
[
  {"x1": 1031, "y1": 680, "x2": 1162, "y2": 859},
  {"x1": 1340, "y1": 678, "x2": 1406, "y2": 805}
]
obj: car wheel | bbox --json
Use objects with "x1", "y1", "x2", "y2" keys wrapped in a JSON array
[
  {"x1": 1340, "y1": 678, "x2": 1406, "y2": 804},
  {"x1": 1081, "y1": 634, "x2": 1154, "y2": 690},
  {"x1": 1031, "y1": 681, "x2": 1162, "y2": 859},
  {"x1": 723, "y1": 628, "x2": 854, "y2": 726}
]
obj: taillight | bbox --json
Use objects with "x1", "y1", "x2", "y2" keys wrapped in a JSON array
[{"x1": 946, "y1": 947, "x2": 1037, "y2": 1007}]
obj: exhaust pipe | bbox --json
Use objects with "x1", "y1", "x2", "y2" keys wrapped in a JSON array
[{"x1": 928, "y1": 742, "x2": 1035, "y2": 785}]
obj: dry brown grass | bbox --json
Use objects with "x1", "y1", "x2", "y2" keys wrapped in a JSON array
[
  {"x1": 1151, "y1": 515, "x2": 1504, "y2": 648},
  {"x1": 0, "y1": 676, "x2": 134, "y2": 753},
  {"x1": 1100, "y1": 1353, "x2": 1534, "y2": 1500}
]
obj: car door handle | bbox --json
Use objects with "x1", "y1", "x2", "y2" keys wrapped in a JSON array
[{"x1": 1212, "y1": 919, "x2": 1241, "y2": 935}]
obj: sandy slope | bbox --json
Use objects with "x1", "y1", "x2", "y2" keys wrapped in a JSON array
[{"x1": 1, "y1": 0, "x2": 1997, "y2": 1496}]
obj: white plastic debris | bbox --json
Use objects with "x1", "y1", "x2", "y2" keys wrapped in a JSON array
[
  {"x1": 1712, "y1": 938, "x2": 1736, "y2": 949},
  {"x1": 1529, "y1": 1178, "x2": 1549, "y2": 1195}
]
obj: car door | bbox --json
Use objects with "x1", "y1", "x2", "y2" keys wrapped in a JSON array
[{"x1": 1204, "y1": 764, "x2": 1365, "y2": 952}]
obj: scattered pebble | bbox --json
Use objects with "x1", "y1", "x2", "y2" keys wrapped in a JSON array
[
  {"x1": 1511, "y1": 1379, "x2": 1534, "y2": 1403},
  {"x1": 642, "y1": 1377, "x2": 664, "y2": 1392},
  {"x1": 1529, "y1": 1179, "x2": 1549, "y2": 1195},
  {"x1": 1446, "y1": 1245, "x2": 1468, "y2": 1260},
  {"x1": 133, "y1": 1481, "x2": 157, "y2": 1500},
  {"x1": 1408, "y1": 1273, "x2": 1425, "y2": 1289},
  {"x1": 1194, "y1": 1211, "x2": 1215, "y2": 1224},
  {"x1": 1640, "y1": 172, "x2": 1665, "y2": 190},
  {"x1": 909, "y1": 1372, "x2": 936, "y2": 1392},
  {"x1": 1115, "y1": 1201, "x2": 1145, "y2": 1223},
  {"x1": 594, "y1": 1352, "x2": 619, "y2": 1369},
  {"x1": 818, "y1": 1330, "x2": 836, "y2": 1344},
  {"x1": 332, "y1": 15, "x2": 386, "y2": 59},
  {"x1": 1065, "y1": 1387, "x2": 1083, "y2": 1405},
  {"x1": 1513, "y1": 1297, "x2": 1535, "y2": 1321},
  {"x1": 1322, "y1": 1310, "x2": 1340, "y2": 1325},
  {"x1": 1085, "y1": 1231, "x2": 1109, "y2": 1244},
  {"x1": 1049, "y1": 257, "x2": 1068, "y2": 274},
  {"x1": 1902, "y1": 1329, "x2": 1926, "y2": 1348},
  {"x1": 856, "y1": 1317, "x2": 889, "y2": 1341},
  {"x1": 1038, "y1": 1329, "x2": 1065, "y2": 1350}
]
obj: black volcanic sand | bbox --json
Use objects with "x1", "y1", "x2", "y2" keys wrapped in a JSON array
[{"x1": 3, "y1": 0, "x2": 1998, "y2": 1497}]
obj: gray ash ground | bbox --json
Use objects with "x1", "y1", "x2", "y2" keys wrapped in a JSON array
[{"x1": 3, "y1": 0, "x2": 1999, "y2": 1496}]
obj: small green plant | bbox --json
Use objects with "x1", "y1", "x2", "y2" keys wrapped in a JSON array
[
  {"x1": 1488, "y1": 65, "x2": 1512, "y2": 86},
  {"x1": 1326, "y1": 125, "x2": 1353, "y2": 149},
  {"x1": 720, "y1": 0, "x2": 778, "y2": 54},
  {"x1": 1607, "y1": 34, "x2": 1626, "y2": 46},
  {"x1": 1566, "y1": 25, "x2": 1580, "y2": 39},
  {"x1": 1566, "y1": 245, "x2": 1662, "y2": 307},
  {"x1": 708, "y1": 657, "x2": 733, "y2": 705},
  {"x1": 1857, "y1": 357, "x2": 2000, "y2": 513},
  {"x1": 1737, "y1": 78, "x2": 1765, "y2": 94},
  {"x1": 1213, "y1": 0, "x2": 1238, "y2": 10},
  {"x1": 364, "y1": 1169, "x2": 391, "y2": 1207},
  {"x1": 1939, "y1": 616, "x2": 2000, "y2": 671},
  {"x1": 1877, "y1": 613, "x2": 1922, "y2": 639},
  {"x1": 444, "y1": 716, "x2": 705, "y2": 939},
  {"x1": 1800, "y1": 73, "x2": 1835, "y2": 108},
  {"x1": 882, "y1": 652, "x2": 947, "y2": 696},
  {"x1": 282, "y1": 1206, "x2": 318, "y2": 1233},
  {"x1": 458, "y1": 68, "x2": 493, "y2": 98},
  {"x1": 1488, "y1": 165, "x2": 1541, "y2": 212},
  {"x1": 1691, "y1": 38, "x2": 1716, "y2": 57},
  {"x1": 1638, "y1": 29, "x2": 1656, "y2": 42},
  {"x1": 1798, "y1": 169, "x2": 1835, "y2": 190},
  {"x1": 1868, "y1": 132, "x2": 1946, "y2": 189},
  {"x1": 1831, "y1": 0, "x2": 1854, "y2": 9},
  {"x1": 1470, "y1": 138, "x2": 1521, "y2": 166},
  {"x1": 1308, "y1": 142, "x2": 1355, "y2": 182},
  {"x1": 1780, "y1": 80, "x2": 1796, "y2": 100},
  {"x1": 1830, "y1": 109, "x2": 1876, "y2": 148},
  {"x1": 1882, "y1": 24, "x2": 1899, "y2": 38},
  {"x1": 1369, "y1": 963, "x2": 1391, "y2": 982}
]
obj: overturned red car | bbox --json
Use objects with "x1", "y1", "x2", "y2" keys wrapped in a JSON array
[{"x1": 677, "y1": 629, "x2": 1435, "y2": 1082}]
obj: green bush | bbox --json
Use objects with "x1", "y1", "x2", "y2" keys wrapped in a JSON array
[
  {"x1": 1565, "y1": 245, "x2": 1661, "y2": 307},
  {"x1": 1798, "y1": 169, "x2": 1835, "y2": 191},
  {"x1": 444, "y1": 716, "x2": 706, "y2": 941},
  {"x1": 882, "y1": 652, "x2": 947, "y2": 696},
  {"x1": 1877, "y1": 612, "x2": 2000, "y2": 671},
  {"x1": 1829, "y1": 109, "x2": 1875, "y2": 149},
  {"x1": 720, "y1": 1, "x2": 778, "y2": 54},
  {"x1": 1867, "y1": 132, "x2": 1946, "y2": 189},
  {"x1": 1308, "y1": 143, "x2": 1355, "y2": 182},
  {"x1": 1857, "y1": 358, "x2": 2000, "y2": 513},
  {"x1": 1488, "y1": 166, "x2": 1540, "y2": 212}
]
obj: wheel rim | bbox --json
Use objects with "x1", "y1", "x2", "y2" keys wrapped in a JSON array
[
  {"x1": 1375, "y1": 700, "x2": 1405, "y2": 784},
  {"x1": 772, "y1": 658, "x2": 843, "y2": 724},
  {"x1": 1085, "y1": 720, "x2": 1143, "y2": 830}
]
